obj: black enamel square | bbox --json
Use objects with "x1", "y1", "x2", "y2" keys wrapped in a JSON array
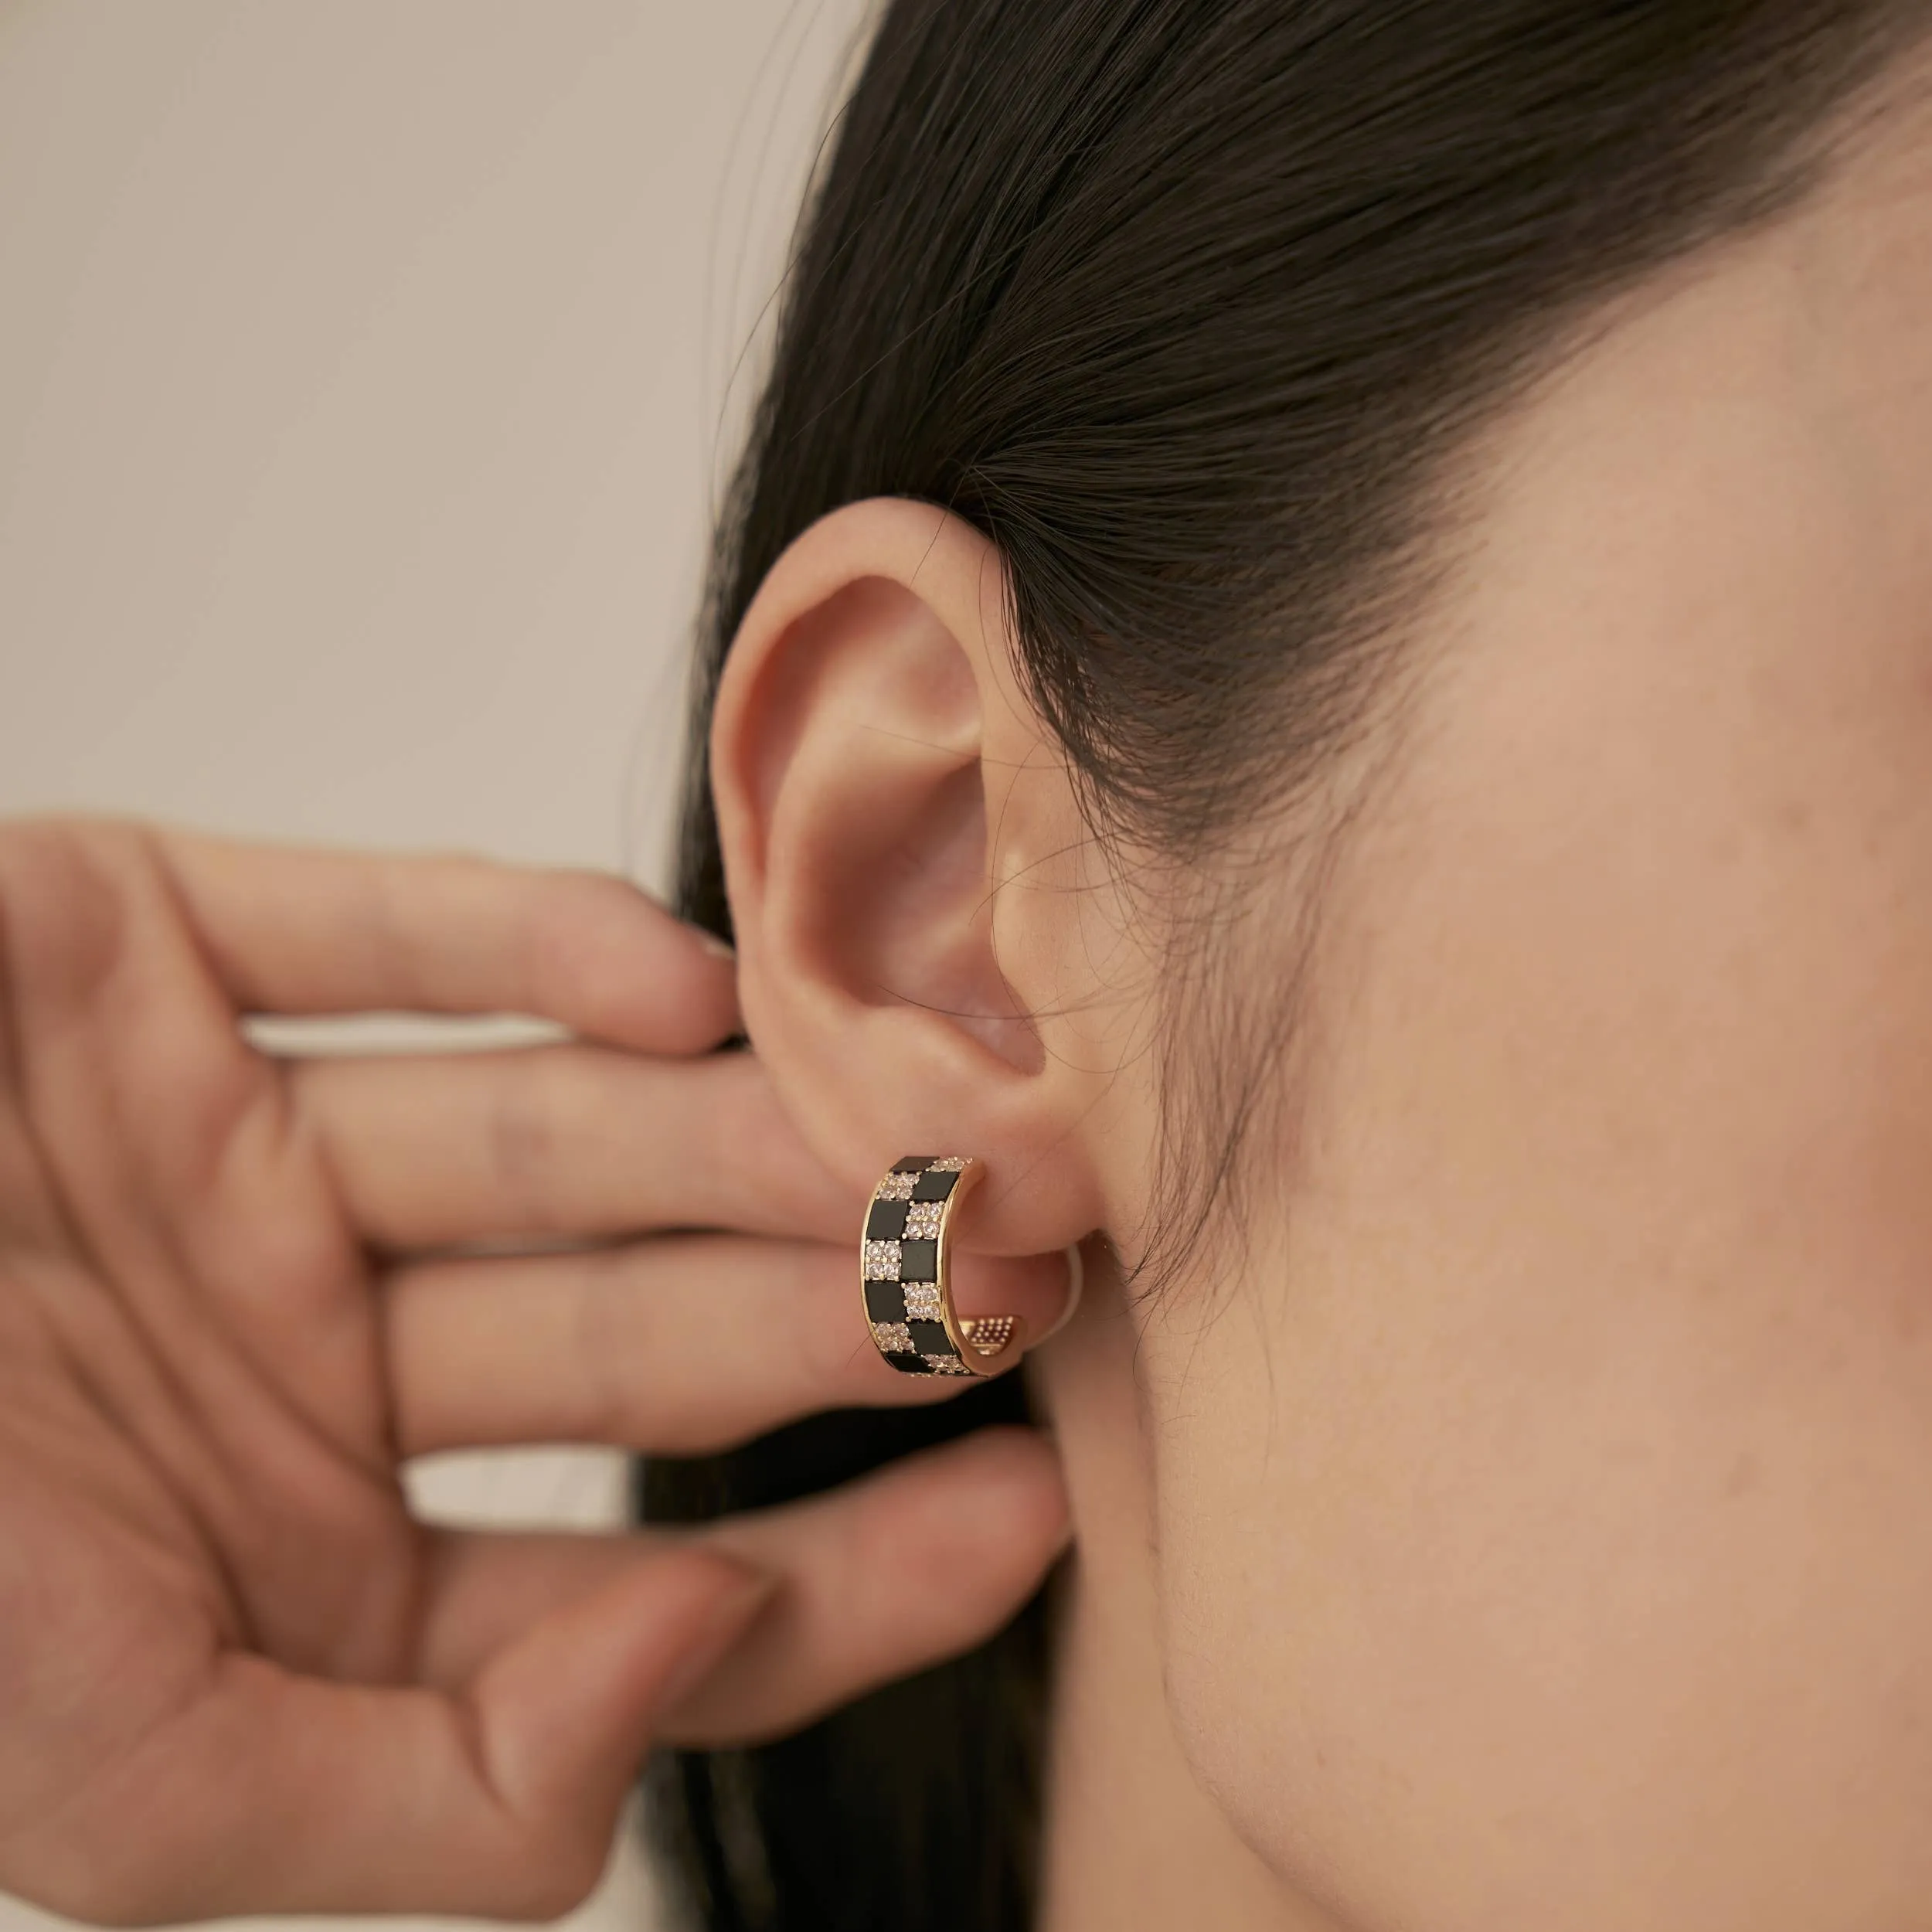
[
  {"x1": 892, "y1": 1155, "x2": 935, "y2": 1174},
  {"x1": 884, "y1": 1349, "x2": 930, "y2": 1376},
  {"x1": 897, "y1": 1238, "x2": 938, "y2": 1282},
  {"x1": 911, "y1": 1169, "x2": 959, "y2": 1202},
  {"x1": 865, "y1": 1280, "x2": 906, "y2": 1324},
  {"x1": 866, "y1": 1199, "x2": 910, "y2": 1241},
  {"x1": 907, "y1": 1318, "x2": 954, "y2": 1356}
]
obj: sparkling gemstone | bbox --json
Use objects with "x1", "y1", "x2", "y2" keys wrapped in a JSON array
[
  {"x1": 902, "y1": 1283, "x2": 943, "y2": 1319},
  {"x1": 864, "y1": 1240, "x2": 902, "y2": 1281},
  {"x1": 903, "y1": 1201, "x2": 944, "y2": 1239},
  {"x1": 870, "y1": 1320, "x2": 913, "y2": 1354},
  {"x1": 923, "y1": 1354, "x2": 975, "y2": 1376},
  {"x1": 929, "y1": 1156, "x2": 970, "y2": 1172},
  {"x1": 876, "y1": 1172, "x2": 917, "y2": 1202}
]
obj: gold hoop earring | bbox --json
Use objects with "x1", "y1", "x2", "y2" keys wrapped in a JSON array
[{"x1": 861, "y1": 1155, "x2": 1023, "y2": 1376}]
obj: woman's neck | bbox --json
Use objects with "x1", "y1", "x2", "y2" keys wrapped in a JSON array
[{"x1": 1029, "y1": 1258, "x2": 1345, "y2": 1932}]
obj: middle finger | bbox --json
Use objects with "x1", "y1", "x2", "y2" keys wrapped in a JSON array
[{"x1": 383, "y1": 1233, "x2": 1075, "y2": 1457}]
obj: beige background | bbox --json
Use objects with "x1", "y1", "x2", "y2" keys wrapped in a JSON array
[{"x1": 0, "y1": 2, "x2": 872, "y2": 1927}]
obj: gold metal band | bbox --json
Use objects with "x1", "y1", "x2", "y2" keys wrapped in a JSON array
[{"x1": 859, "y1": 1155, "x2": 1025, "y2": 1377}]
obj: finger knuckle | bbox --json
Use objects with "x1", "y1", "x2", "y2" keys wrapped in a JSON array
[
  {"x1": 570, "y1": 1250, "x2": 648, "y2": 1444},
  {"x1": 485, "y1": 1049, "x2": 590, "y2": 1228},
  {"x1": 519, "y1": 872, "x2": 623, "y2": 1010},
  {"x1": 0, "y1": 818, "x2": 150, "y2": 1009}
]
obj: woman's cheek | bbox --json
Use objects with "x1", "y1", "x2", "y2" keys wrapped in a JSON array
[{"x1": 1145, "y1": 969, "x2": 1932, "y2": 1932}]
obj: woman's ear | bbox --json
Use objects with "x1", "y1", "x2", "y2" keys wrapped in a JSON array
[{"x1": 711, "y1": 498, "x2": 1122, "y2": 1257}]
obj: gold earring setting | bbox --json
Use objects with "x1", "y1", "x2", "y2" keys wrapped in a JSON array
[{"x1": 860, "y1": 1155, "x2": 1024, "y2": 1376}]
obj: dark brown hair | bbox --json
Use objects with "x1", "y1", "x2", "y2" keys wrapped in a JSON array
[{"x1": 641, "y1": 4, "x2": 1923, "y2": 1928}]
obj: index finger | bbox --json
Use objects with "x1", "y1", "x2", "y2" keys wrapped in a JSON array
[{"x1": 152, "y1": 825, "x2": 739, "y2": 1053}]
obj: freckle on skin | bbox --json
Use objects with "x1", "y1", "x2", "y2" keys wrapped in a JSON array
[{"x1": 1724, "y1": 1451, "x2": 1761, "y2": 1498}]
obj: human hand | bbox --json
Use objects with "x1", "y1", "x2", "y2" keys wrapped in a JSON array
[{"x1": 0, "y1": 820, "x2": 1070, "y2": 1922}]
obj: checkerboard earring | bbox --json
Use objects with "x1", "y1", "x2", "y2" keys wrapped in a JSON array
[{"x1": 860, "y1": 1155, "x2": 1024, "y2": 1377}]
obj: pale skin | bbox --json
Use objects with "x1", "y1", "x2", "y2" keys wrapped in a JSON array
[
  {"x1": 0, "y1": 825, "x2": 1071, "y2": 1920},
  {"x1": 9, "y1": 58, "x2": 1932, "y2": 1932},
  {"x1": 712, "y1": 68, "x2": 1932, "y2": 1932}
]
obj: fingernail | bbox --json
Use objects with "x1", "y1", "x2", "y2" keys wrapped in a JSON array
[
  {"x1": 695, "y1": 928, "x2": 736, "y2": 961},
  {"x1": 655, "y1": 1565, "x2": 775, "y2": 1713}
]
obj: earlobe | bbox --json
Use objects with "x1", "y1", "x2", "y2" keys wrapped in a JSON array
[{"x1": 710, "y1": 499, "x2": 1114, "y2": 1259}]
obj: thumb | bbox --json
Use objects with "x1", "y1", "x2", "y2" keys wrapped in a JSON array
[
  {"x1": 474, "y1": 1545, "x2": 775, "y2": 1830},
  {"x1": 4, "y1": 1548, "x2": 777, "y2": 1923}
]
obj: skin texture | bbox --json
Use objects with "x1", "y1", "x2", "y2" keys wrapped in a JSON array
[
  {"x1": 12, "y1": 50, "x2": 1929, "y2": 1932},
  {"x1": 0, "y1": 823, "x2": 1070, "y2": 1921},
  {"x1": 713, "y1": 73, "x2": 1932, "y2": 1932}
]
